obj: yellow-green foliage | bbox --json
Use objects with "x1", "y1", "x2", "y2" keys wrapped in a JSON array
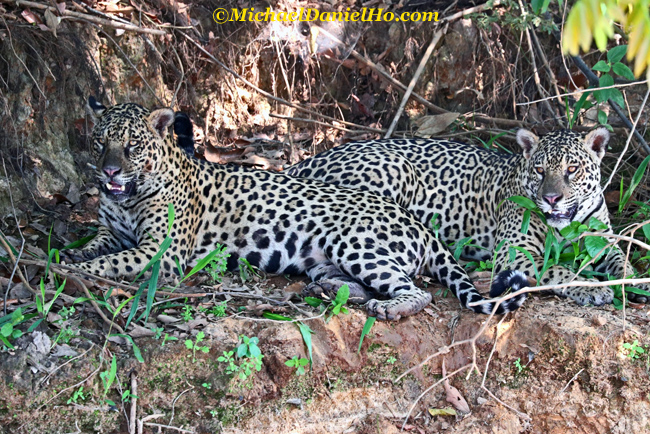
[{"x1": 562, "y1": 0, "x2": 650, "y2": 79}]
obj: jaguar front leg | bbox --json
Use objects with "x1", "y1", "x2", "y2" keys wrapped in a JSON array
[
  {"x1": 61, "y1": 225, "x2": 129, "y2": 263},
  {"x1": 593, "y1": 244, "x2": 649, "y2": 304},
  {"x1": 67, "y1": 237, "x2": 185, "y2": 280}
]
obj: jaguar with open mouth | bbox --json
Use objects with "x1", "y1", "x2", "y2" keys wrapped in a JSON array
[
  {"x1": 543, "y1": 204, "x2": 578, "y2": 224},
  {"x1": 101, "y1": 179, "x2": 136, "y2": 200}
]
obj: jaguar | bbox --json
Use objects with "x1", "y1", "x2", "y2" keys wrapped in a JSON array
[
  {"x1": 61, "y1": 99, "x2": 528, "y2": 320},
  {"x1": 287, "y1": 129, "x2": 649, "y2": 306}
]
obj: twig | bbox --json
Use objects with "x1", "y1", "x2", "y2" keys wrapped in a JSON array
[
  {"x1": 138, "y1": 414, "x2": 164, "y2": 434},
  {"x1": 0, "y1": 228, "x2": 35, "y2": 296},
  {"x1": 579, "y1": 230, "x2": 650, "y2": 252},
  {"x1": 401, "y1": 364, "x2": 471, "y2": 429},
  {"x1": 179, "y1": 31, "x2": 384, "y2": 135},
  {"x1": 36, "y1": 366, "x2": 101, "y2": 410},
  {"x1": 385, "y1": 25, "x2": 447, "y2": 138},
  {"x1": 67, "y1": 274, "x2": 125, "y2": 334},
  {"x1": 603, "y1": 86, "x2": 650, "y2": 190},
  {"x1": 169, "y1": 385, "x2": 194, "y2": 427},
  {"x1": 518, "y1": 0, "x2": 556, "y2": 122},
  {"x1": 270, "y1": 113, "x2": 380, "y2": 134},
  {"x1": 129, "y1": 371, "x2": 137, "y2": 434},
  {"x1": 560, "y1": 368, "x2": 584, "y2": 393},
  {"x1": 570, "y1": 56, "x2": 650, "y2": 155},
  {"x1": 4, "y1": 0, "x2": 167, "y2": 35},
  {"x1": 40, "y1": 343, "x2": 95, "y2": 386},
  {"x1": 528, "y1": 23, "x2": 565, "y2": 117}
]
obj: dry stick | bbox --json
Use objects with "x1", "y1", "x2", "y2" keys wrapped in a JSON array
[
  {"x1": 528, "y1": 24, "x2": 564, "y2": 115},
  {"x1": 480, "y1": 315, "x2": 532, "y2": 421},
  {"x1": 518, "y1": 0, "x2": 557, "y2": 123},
  {"x1": 401, "y1": 364, "x2": 472, "y2": 430},
  {"x1": 516, "y1": 80, "x2": 648, "y2": 106},
  {"x1": 603, "y1": 86, "x2": 650, "y2": 190},
  {"x1": 138, "y1": 414, "x2": 164, "y2": 434},
  {"x1": 270, "y1": 113, "x2": 377, "y2": 134},
  {"x1": 385, "y1": 25, "x2": 447, "y2": 138},
  {"x1": 4, "y1": 0, "x2": 167, "y2": 35},
  {"x1": 560, "y1": 368, "x2": 585, "y2": 394},
  {"x1": 169, "y1": 386, "x2": 194, "y2": 427},
  {"x1": 129, "y1": 371, "x2": 138, "y2": 434},
  {"x1": 179, "y1": 31, "x2": 384, "y2": 135},
  {"x1": 68, "y1": 274, "x2": 125, "y2": 334},
  {"x1": 0, "y1": 229, "x2": 35, "y2": 295}
]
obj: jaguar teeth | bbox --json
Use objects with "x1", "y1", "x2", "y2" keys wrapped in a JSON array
[{"x1": 106, "y1": 183, "x2": 125, "y2": 192}]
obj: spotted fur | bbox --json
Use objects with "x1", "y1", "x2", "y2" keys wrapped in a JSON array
[
  {"x1": 61, "y1": 99, "x2": 526, "y2": 320},
  {"x1": 288, "y1": 129, "x2": 649, "y2": 306}
]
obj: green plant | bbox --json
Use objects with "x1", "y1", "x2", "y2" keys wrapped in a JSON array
[
  {"x1": 205, "y1": 244, "x2": 230, "y2": 283},
  {"x1": 285, "y1": 356, "x2": 309, "y2": 375},
  {"x1": 358, "y1": 316, "x2": 376, "y2": 353},
  {"x1": 202, "y1": 382, "x2": 212, "y2": 389},
  {"x1": 205, "y1": 301, "x2": 228, "y2": 317},
  {"x1": 100, "y1": 355, "x2": 117, "y2": 404},
  {"x1": 619, "y1": 155, "x2": 650, "y2": 213},
  {"x1": 303, "y1": 285, "x2": 350, "y2": 321},
  {"x1": 181, "y1": 305, "x2": 194, "y2": 322},
  {"x1": 121, "y1": 389, "x2": 136, "y2": 404},
  {"x1": 387, "y1": 356, "x2": 397, "y2": 364},
  {"x1": 217, "y1": 335, "x2": 264, "y2": 389},
  {"x1": 185, "y1": 331, "x2": 210, "y2": 362},
  {"x1": 150, "y1": 326, "x2": 164, "y2": 340},
  {"x1": 430, "y1": 213, "x2": 441, "y2": 239},
  {"x1": 623, "y1": 340, "x2": 646, "y2": 360},
  {"x1": 67, "y1": 386, "x2": 86, "y2": 405},
  {"x1": 514, "y1": 357, "x2": 524, "y2": 373},
  {"x1": 238, "y1": 258, "x2": 259, "y2": 282},
  {"x1": 162, "y1": 333, "x2": 178, "y2": 346},
  {"x1": 0, "y1": 308, "x2": 28, "y2": 349}
]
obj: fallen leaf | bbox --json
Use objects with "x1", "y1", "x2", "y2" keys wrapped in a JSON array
[
  {"x1": 428, "y1": 407, "x2": 457, "y2": 416},
  {"x1": 415, "y1": 113, "x2": 460, "y2": 137}
]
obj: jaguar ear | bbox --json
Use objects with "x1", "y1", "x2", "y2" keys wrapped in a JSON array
[
  {"x1": 148, "y1": 108, "x2": 175, "y2": 140},
  {"x1": 516, "y1": 129, "x2": 539, "y2": 159},
  {"x1": 584, "y1": 127, "x2": 609, "y2": 162},
  {"x1": 88, "y1": 96, "x2": 107, "y2": 119}
]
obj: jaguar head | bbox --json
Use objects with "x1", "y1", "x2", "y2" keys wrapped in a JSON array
[
  {"x1": 517, "y1": 128, "x2": 609, "y2": 229},
  {"x1": 88, "y1": 97, "x2": 175, "y2": 202}
]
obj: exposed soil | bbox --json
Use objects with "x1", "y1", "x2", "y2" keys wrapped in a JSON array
[{"x1": 1, "y1": 278, "x2": 649, "y2": 433}]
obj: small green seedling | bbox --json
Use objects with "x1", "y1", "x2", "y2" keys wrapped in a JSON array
[
  {"x1": 285, "y1": 356, "x2": 309, "y2": 375},
  {"x1": 206, "y1": 244, "x2": 230, "y2": 283},
  {"x1": 514, "y1": 357, "x2": 524, "y2": 373},
  {"x1": 623, "y1": 340, "x2": 646, "y2": 360},
  {"x1": 181, "y1": 305, "x2": 194, "y2": 322},
  {"x1": 67, "y1": 386, "x2": 86, "y2": 405},
  {"x1": 185, "y1": 331, "x2": 210, "y2": 362}
]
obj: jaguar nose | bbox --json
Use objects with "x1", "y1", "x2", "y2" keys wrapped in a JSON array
[
  {"x1": 543, "y1": 193, "x2": 563, "y2": 205},
  {"x1": 103, "y1": 165, "x2": 121, "y2": 177}
]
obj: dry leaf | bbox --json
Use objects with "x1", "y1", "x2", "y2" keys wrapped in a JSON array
[
  {"x1": 414, "y1": 113, "x2": 460, "y2": 137},
  {"x1": 43, "y1": 9, "x2": 61, "y2": 37},
  {"x1": 428, "y1": 408, "x2": 457, "y2": 416}
]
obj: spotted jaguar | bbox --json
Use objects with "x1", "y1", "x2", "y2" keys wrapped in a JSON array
[
  {"x1": 61, "y1": 99, "x2": 528, "y2": 320},
  {"x1": 288, "y1": 129, "x2": 649, "y2": 306}
]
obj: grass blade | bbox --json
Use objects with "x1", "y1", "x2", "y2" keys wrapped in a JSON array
[{"x1": 358, "y1": 316, "x2": 376, "y2": 353}]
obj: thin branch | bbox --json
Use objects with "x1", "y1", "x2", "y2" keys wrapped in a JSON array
[
  {"x1": 603, "y1": 86, "x2": 650, "y2": 190},
  {"x1": 385, "y1": 26, "x2": 447, "y2": 138},
  {"x1": 3, "y1": 0, "x2": 167, "y2": 35},
  {"x1": 67, "y1": 274, "x2": 125, "y2": 334}
]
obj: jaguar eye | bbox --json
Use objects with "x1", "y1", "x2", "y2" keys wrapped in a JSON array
[
  {"x1": 535, "y1": 167, "x2": 544, "y2": 175},
  {"x1": 128, "y1": 140, "x2": 137, "y2": 147},
  {"x1": 567, "y1": 165, "x2": 578, "y2": 174}
]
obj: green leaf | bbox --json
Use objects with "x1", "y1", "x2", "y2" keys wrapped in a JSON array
[
  {"x1": 597, "y1": 110, "x2": 608, "y2": 125},
  {"x1": 429, "y1": 407, "x2": 457, "y2": 416},
  {"x1": 334, "y1": 284, "x2": 350, "y2": 307},
  {"x1": 619, "y1": 155, "x2": 650, "y2": 212},
  {"x1": 111, "y1": 334, "x2": 144, "y2": 363},
  {"x1": 521, "y1": 209, "x2": 531, "y2": 235},
  {"x1": 509, "y1": 246, "x2": 540, "y2": 281},
  {"x1": 358, "y1": 316, "x2": 376, "y2": 353},
  {"x1": 1, "y1": 323, "x2": 13, "y2": 338},
  {"x1": 62, "y1": 234, "x2": 96, "y2": 251},
  {"x1": 103, "y1": 355, "x2": 117, "y2": 394},
  {"x1": 607, "y1": 45, "x2": 627, "y2": 64},
  {"x1": 584, "y1": 235, "x2": 609, "y2": 260},
  {"x1": 592, "y1": 60, "x2": 611, "y2": 72},
  {"x1": 588, "y1": 217, "x2": 608, "y2": 231},
  {"x1": 610, "y1": 88, "x2": 625, "y2": 108},
  {"x1": 531, "y1": 0, "x2": 551, "y2": 14},
  {"x1": 180, "y1": 248, "x2": 221, "y2": 284},
  {"x1": 249, "y1": 345, "x2": 261, "y2": 358},
  {"x1": 560, "y1": 221, "x2": 589, "y2": 240},
  {"x1": 503, "y1": 196, "x2": 538, "y2": 210},
  {"x1": 626, "y1": 287, "x2": 650, "y2": 297},
  {"x1": 304, "y1": 297, "x2": 323, "y2": 307},
  {"x1": 612, "y1": 62, "x2": 635, "y2": 80},
  {"x1": 642, "y1": 223, "x2": 650, "y2": 242},
  {"x1": 185, "y1": 340, "x2": 193, "y2": 349},
  {"x1": 262, "y1": 312, "x2": 292, "y2": 321},
  {"x1": 236, "y1": 343, "x2": 248, "y2": 358},
  {"x1": 167, "y1": 203, "x2": 175, "y2": 235},
  {"x1": 570, "y1": 91, "x2": 592, "y2": 128},
  {"x1": 595, "y1": 74, "x2": 614, "y2": 103},
  {"x1": 0, "y1": 334, "x2": 15, "y2": 349},
  {"x1": 297, "y1": 322, "x2": 313, "y2": 365}
]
